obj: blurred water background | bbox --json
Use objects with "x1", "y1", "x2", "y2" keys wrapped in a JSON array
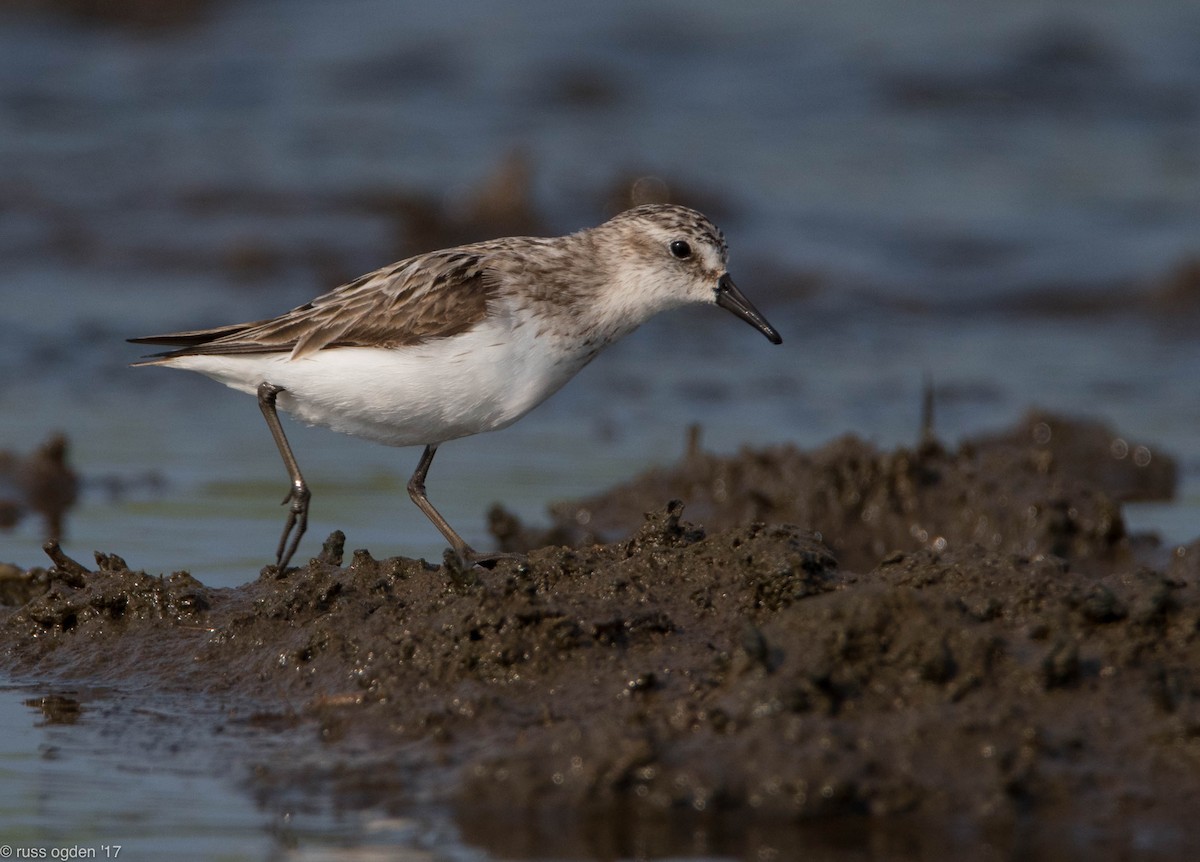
[{"x1": 1, "y1": 0, "x2": 1200, "y2": 856}]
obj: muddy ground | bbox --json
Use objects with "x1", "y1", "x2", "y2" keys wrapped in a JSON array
[{"x1": 1, "y1": 411, "x2": 1199, "y2": 859}]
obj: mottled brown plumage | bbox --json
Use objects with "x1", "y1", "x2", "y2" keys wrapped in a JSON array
[
  {"x1": 130, "y1": 205, "x2": 734, "y2": 362},
  {"x1": 132, "y1": 247, "x2": 509, "y2": 360}
]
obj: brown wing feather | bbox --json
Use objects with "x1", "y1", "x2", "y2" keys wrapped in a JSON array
[
  {"x1": 130, "y1": 247, "x2": 500, "y2": 362},
  {"x1": 128, "y1": 320, "x2": 274, "y2": 347}
]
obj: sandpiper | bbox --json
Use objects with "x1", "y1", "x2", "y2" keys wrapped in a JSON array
[{"x1": 131, "y1": 204, "x2": 782, "y2": 569}]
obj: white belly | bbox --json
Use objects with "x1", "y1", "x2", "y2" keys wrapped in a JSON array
[{"x1": 161, "y1": 318, "x2": 590, "y2": 447}]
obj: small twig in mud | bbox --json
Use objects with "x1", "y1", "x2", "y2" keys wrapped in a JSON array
[
  {"x1": 684, "y1": 423, "x2": 704, "y2": 462},
  {"x1": 93, "y1": 551, "x2": 129, "y2": 573},
  {"x1": 919, "y1": 372, "x2": 940, "y2": 450},
  {"x1": 41, "y1": 540, "x2": 88, "y2": 587},
  {"x1": 316, "y1": 530, "x2": 346, "y2": 566}
]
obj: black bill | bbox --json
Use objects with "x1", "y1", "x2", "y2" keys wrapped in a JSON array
[{"x1": 715, "y1": 273, "x2": 782, "y2": 344}]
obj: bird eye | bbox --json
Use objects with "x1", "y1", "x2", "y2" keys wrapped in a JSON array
[{"x1": 669, "y1": 239, "x2": 692, "y2": 259}]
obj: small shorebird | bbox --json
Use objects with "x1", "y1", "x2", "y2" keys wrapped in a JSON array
[{"x1": 131, "y1": 204, "x2": 782, "y2": 569}]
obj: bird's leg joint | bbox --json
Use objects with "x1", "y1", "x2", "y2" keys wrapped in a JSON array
[
  {"x1": 257, "y1": 381, "x2": 284, "y2": 404},
  {"x1": 287, "y1": 480, "x2": 311, "y2": 511}
]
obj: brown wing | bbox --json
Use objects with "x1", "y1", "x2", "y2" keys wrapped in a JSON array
[{"x1": 130, "y1": 247, "x2": 500, "y2": 362}]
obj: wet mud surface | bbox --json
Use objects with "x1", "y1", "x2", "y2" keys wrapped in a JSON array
[{"x1": 2, "y1": 411, "x2": 1199, "y2": 858}]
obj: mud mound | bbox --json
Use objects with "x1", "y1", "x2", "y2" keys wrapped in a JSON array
[
  {"x1": 491, "y1": 410, "x2": 1170, "y2": 573},
  {"x1": 0, "y1": 412, "x2": 1196, "y2": 856}
]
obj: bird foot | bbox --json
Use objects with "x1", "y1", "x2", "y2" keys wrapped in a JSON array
[{"x1": 274, "y1": 482, "x2": 311, "y2": 571}]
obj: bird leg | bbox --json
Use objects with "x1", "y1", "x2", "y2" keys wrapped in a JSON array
[
  {"x1": 257, "y1": 382, "x2": 310, "y2": 570},
  {"x1": 407, "y1": 444, "x2": 524, "y2": 568}
]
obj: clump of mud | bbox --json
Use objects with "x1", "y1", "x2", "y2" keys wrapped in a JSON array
[
  {"x1": 491, "y1": 409, "x2": 1172, "y2": 573},
  {"x1": 0, "y1": 411, "x2": 1196, "y2": 857},
  {"x1": 0, "y1": 433, "x2": 78, "y2": 541}
]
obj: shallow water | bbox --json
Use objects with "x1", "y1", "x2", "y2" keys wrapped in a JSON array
[
  {"x1": 0, "y1": 684, "x2": 460, "y2": 859},
  {"x1": 0, "y1": 686, "x2": 274, "y2": 858},
  {"x1": 0, "y1": 680, "x2": 743, "y2": 860},
  {"x1": 2, "y1": 0, "x2": 1200, "y2": 855}
]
